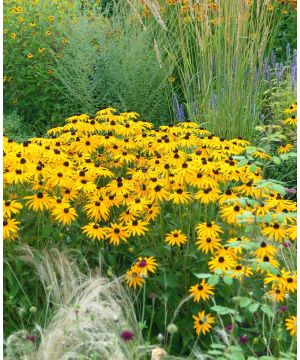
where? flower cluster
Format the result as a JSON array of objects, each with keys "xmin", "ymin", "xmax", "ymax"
[{"xmin": 3, "ymin": 107, "xmax": 297, "ymax": 337}]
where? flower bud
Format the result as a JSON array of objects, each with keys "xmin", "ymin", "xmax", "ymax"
[{"xmin": 167, "ymin": 323, "xmax": 178, "ymax": 334}]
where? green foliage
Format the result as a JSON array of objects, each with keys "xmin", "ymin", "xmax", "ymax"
[
  {"xmin": 4, "ymin": 111, "xmax": 36, "ymax": 141},
  {"xmin": 94, "ymin": 2, "xmax": 172, "ymax": 124}
]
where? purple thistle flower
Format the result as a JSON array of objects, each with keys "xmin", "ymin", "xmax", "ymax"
[
  {"xmin": 25, "ymin": 335, "xmax": 37, "ymax": 343},
  {"xmin": 279, "ymin": 305, "xmax": 288, "ymax": 312},
  {"xmin": 225, "ymin": 324, "xmax": 233, "ymax": 331},
  {"xmin": 239, "ymin": 335, "xmax": 249, "ymax": 344},
  {"xmin": 120, "ymin": 330, "xmax": 134, "ymax": 342}
]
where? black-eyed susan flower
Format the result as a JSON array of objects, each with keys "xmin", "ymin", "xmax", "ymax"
[
  {"xmin": 52, "ymin": 206, "xmax": 77, "ymax": 225},
  {"xmin": 284, "ymin": 103, "xmax": 297, "ymax": 114},
  {"xmin": 283, "ymin": 115, "xmax": 297, "ymax": 126},
  {"xmin": 189, "ymin": 280, "xmax": 214, "ymax": 302},
  {"xmin": 282, "ymin": 270, "xmax": 297, "ymax": 293},
  {"xmin": 268, "ymin": 286, "xmax": 286, "ymax": 302},
  {"xmin": 3, "ymin": 218, "xmax": 20, "ymax": 240},
  {"xmin": 220, "ymin": 203, "xmax": 245, "ymax": 225},
  {"xmin": 132, "ymin": 256, "xmax": 157, "ymax": 276},
  {"xmin": 192, "ymin": 311, "xmax": 215, "ymax": 335},
  {"xmin": 104, "ymin": 223, "xmax": 129, "ymax": 245},
  {"xmin": 194, "ymin": 186, "xmax": 220, "ymax": 204},
  {"xmin": 285, "ymin": 316, "xmax": 297, "ymax": 336},
  {"xmin": 83, "ymin": 200, "xmax": 110, "ymax": 222},
  {"xmin": 262, "ymin": 222, "xmax": 286, "ymax": 242},
  {"xmin": 196, "ymin": 222, "xmax": 223, "ymax": 239},
  {"xmin": 82, "ymin": 223, "xmax": 106, "ymax": 241},
  {"xmin": 231, "ymin": 264, "xmax": 253, "ymax": 279},
  {"xmin": 3, "ymin": 199, "xmax": 23, "ymax": 218},
  {"xmin": 254, "ymin": 241, "xmax": 277, "ymax": 258},
  {"xmin": 168, "ymin": 188, "xmax": 193, "ymax": 205},
  {"xmin": 195, "ymin": 236, "xmax": 222, "ymax": 254},
  {"xmin": 278, "ymin": 144, "xmax": 293, "ymax": 154},
  {"xmin": 125, "ymin": 219, "xmax": 149, "ymax": 236},
  {"xmin": 24, "ymin": 192, "xmax": 51, "ymax": 212},
  {"xmin": 257, "ymin": 255, "xmax": 279, "ymax": 272},
  {"xmin": 208, "ymin": 254, "xmax": 236, "ymax": 272},
  {"xmin": 165, "ymin": 230, "xmax": 187, "ymax": 246},
  {"xmin": 125, "ymin": 270, "xmax": 144, "ymax": 289}
]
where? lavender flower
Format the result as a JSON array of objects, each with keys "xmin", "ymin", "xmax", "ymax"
[
  {"xmin": 286, "ymin": 43, "xmax": 291, "ymax": 61},
  {"xmin": 173, "ymin": 95, "xmax": 185, "ymax": 122}
]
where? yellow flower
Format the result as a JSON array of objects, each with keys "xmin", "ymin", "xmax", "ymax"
[
  {"xmin": 131, "ymin": 256, "xmax": 158, "ymax": 276},
  {"xmin": 10, "ymin": 33, "xmax": 16, "ymax": 39},
  {"xmin": 189, "ymin": 280, "xmax": 214, "ymax": 302},
  {"xmin": 52, "ymin": 206, "xmax": 78, "ymax": 225},
  {"xmin": 196, "ymin": 236, "xmax": 222, "ymax": 254},
  {"xmin": 192, "ymin": 311, "xmax": 215, "ymax": 335},
  {"xmin": 38, "ymin": 47, "xmax": 45, "ymax": 53},
  {"xmin": 168, "ymin": 75, "xmax": 176, "ymax": 83},
  {"xmin": 56, "ymin": 53, "xmax": 62, "ymax": 59},
  {"xmin": 285, "ymin": 316, "xmax": 297, "ymax": 336},
  {"xmin": 278, "ymin": 144, "xmax": 293, "ymax": 154},
  {"xmin": 165, "ymin": 230, "xmax": 187, "ymax": 246},
  {"xmin": 3, "ymin": 218, "xmax": 20, "ymax": 241},
  {"xmin": 27, "ymin": 53, "xmax": 34, "ymax": 59},
  {"xmin": 45, "ymin": 30, "xmax": 51, "ymax": 36},
  {"xmin": 82, "ymin": 223, "xmax": 106, "ymax": 241},
  {"xmin": 125, "ymin": 269, "xmax": 144, "ymax": 289},
  {"xmin": 48, "ymin": 15, "xmax": 55, "ymax": 22}
]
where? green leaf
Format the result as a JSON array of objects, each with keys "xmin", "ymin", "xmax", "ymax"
[
  {"xmin": 239, "ymin": 297, "xmax": 251, "ymax": 308},
  {"xmin": 208, "ymin": 350, "xmax": 223, "ymax": 356},
  {"xmin": 237, "ymin": 159, "xmax": 248, "ymax": 167},
  {"xmin": 223, "ymin": 276, "xmax": 233, "ymax": 286},
  {"xmin": 279, "ymin": 154, "xmax": 289, "ymax": 161},
  {"xmin": 272, "ymin": 157, "xmax": 281, "ymax": 165},
  {"xmin": 246, "ymin": 146, "xmax": 256, "ymax": 154},
  {"xmin": 261, "ymin": 304, "xmax": 274, "ymax": 318},
  {"xmin": 249, "ymin": 164, "xmax": 256, "ymax": 173},
  {"xmin": 208, "ymin": 275, "xmax": 219, "ymax": 286},
  {"xmin": 193, "ymin": 273, "xmax": 211, "ymax": 279},
  {"xmin": 211, "ymin": 343, "xmax": 226, "ymax": 349},
  {"xmin": 248, "ymin": 303, "xmax": 260, "ymax": 313},
  {"xmin": 211, "ymin": 305, "xmax": 235, "ymax": 315}
]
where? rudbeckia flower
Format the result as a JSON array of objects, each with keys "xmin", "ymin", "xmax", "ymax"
[
  {"xmin": 3, "ymin": 218, "xmax": 20, "ymax": 240},
  {"xmin": 285, "ymin": 316, "xmax": 297, "ymax": 336},
  {"xmin": 192, "ymin": 311, "xmax": 215, "ymax": 335},
  {"xmin": 82, "ymin": 223, "xmax": 106, "ymax": 241},
  {"xmin": 195, "ymin": 236, "xmax": 222, "ymax": 254},
  {"xmin": 165, "ymin": 230, "xmax": 187, "ymax": 246},
  {"xmin": 104, "ymin": 223, "xmax": 129, "ymax": 245},
  {"xmin": 189, "ymin": 280, "xmax": 214, "ymax": 302},
  {"xmin": 3, "ymin": 199, "xmax": 23, "ymax": 218},
  {"xmin": 52, "ymin": 206, "xmax": 78, "ymax": 225},
  {"xmin": 24, "ymin": 192, "xmax": 51, "ymax": 212}
]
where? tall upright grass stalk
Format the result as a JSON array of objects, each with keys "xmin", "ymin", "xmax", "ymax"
[{"xmin": 143, "ymin": 0, "xmax": 279, "ymax": 138}]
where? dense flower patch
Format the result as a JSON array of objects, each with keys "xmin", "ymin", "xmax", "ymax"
[{"xmin": 3, "ymin": 108, "xmax": 296, "ymax": 350}]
